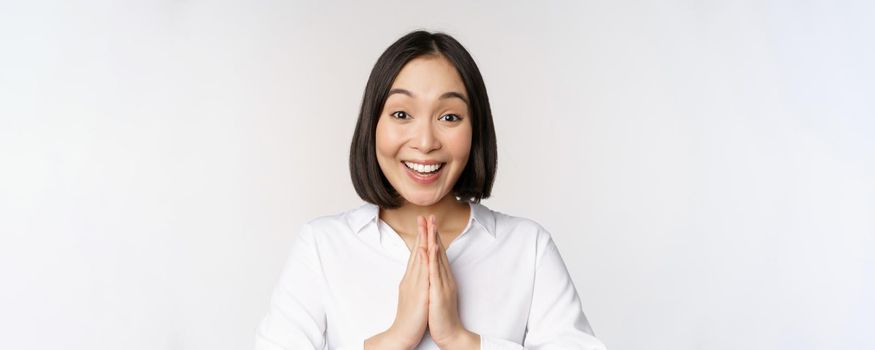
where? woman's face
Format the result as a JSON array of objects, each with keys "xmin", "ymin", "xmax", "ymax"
[{"xmin": 375, "ymin": 54, "xmax": 473, "ymax": 207}]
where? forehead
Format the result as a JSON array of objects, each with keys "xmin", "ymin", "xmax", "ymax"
[{"xmin": 389, "ymin": 55, "xmax": 467, "ymax": 99}]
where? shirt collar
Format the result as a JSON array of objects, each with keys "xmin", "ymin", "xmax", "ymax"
[{"xmin": 347, "ymin": 201, "xmax": 497, "ymax": 239}]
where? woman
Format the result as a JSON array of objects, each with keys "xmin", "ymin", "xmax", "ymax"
[{"xmin": 255, "ymin": 30, "xmax": 607, "ymax": 350}]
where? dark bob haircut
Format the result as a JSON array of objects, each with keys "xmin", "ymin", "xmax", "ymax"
[{"xmin": 349, "ymin": 30, "xmax": 497, "ymax": 209}]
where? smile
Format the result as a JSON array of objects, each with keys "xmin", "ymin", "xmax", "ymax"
[
  {"xmin": 401, "ymin": 161, "xmax": 445, "ymax": 184},
  {"xmin": 403, "ymin": 161, "xmax": 445, "ymax": 173}
]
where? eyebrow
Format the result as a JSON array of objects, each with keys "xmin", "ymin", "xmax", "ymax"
[{"xmin": 387, "ymin": 88, "xmax": 469, "ymax": 105}]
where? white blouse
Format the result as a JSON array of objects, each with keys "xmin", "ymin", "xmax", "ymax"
[{"xmin": 254, "ymin": 201, "xmax": 606, "ymax": 350}]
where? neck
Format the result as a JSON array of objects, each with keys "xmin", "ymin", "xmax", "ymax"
[{"xmin": 379, "ymin": 194, "xmax": 470, "ymax": 239}]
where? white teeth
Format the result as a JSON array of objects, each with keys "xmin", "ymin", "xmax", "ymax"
[{"xmin": 404, "ymin": 161, "xmax": 443, "ymax": 173}]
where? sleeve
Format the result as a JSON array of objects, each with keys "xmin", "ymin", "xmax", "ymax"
[
  {"xmin": 479, "ymin": 233, "xmax": 607, "ymax": 350},
  {"xmin": 255, "ymin": 223, "xmax": 330, "ymax": 350}
]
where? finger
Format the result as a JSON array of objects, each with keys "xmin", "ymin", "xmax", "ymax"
[
  {"xmin": 437, "ymin": 234, "xmax": 450, "ymax": 271},
  {"xmin": 434, "ymin": 235, "xmax": 452, "ymax": 284},
  {"xmin": 431, "ymin": 216, "xmax": 442, "ymax": 271},
  {"xmin": 411, "ymin": 240, "xmax": 420, "ymax": 266},
  {"xmin": 406, "ymin": 232, "xmax": 418, "ymax": 272},
  {"xmin": 429, "ymin": 237, "xmax": 438, "ymax": 283},
  {"xmin": 432, "ymin": 216, "xmax": 444, "ymax": 255},
  {"xmin": 427, "ymin": 214, "xmax": 436, "ymax": 252},
  {"xmin": 432, "ymin": 237, "xmax": 446, "ymax": 288},
  {"xmin": 417, "ymin": 218, "xmax": 430, "ymax": 280},
  {"xmin": 435, "ymin": 229, "xmax": 445, "ymax": 254},
  {"xmin": 437, "ymin": 240, "xmax": 449, "ymax": 282},
  {"xmin": 435, "ymin": 222, "xmax": 445, "ymax": 250},
  {"xmin": 430, "ymin": 217, "xmax": 449, "ymax": 270},
  {"xmin": 418, "ymin": 216, "xmax": 428, "ymax": 250},
  {"xmin": 416, "ymin": 215, "xmax": 423, "ymax": 244},
  {"xmin": 407, "ymin": 218, "xmax": 423, "ymax": 262},
  {"xmin": 416, "ymin": 217, "xmax": 428, "ymax": 277},
  {"xmin": 429, "ymin": 216, "xmax": 448, "ymax": 284},
  {"xmin": 428, "ymin": 216, "xmax": 440, "ymax": 284},
  {"xmin": 417, "ymin": 247, "xmax": 429, "ymax": 283}
]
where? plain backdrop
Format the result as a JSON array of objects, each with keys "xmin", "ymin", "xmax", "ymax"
[{"xmin": 1, "ymin": 1, "xmax": 873, "ymax": 349}]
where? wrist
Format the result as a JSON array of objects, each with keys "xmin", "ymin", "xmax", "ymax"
[
  {"xmin": 436, "ymin": 329, "xmax": 480, "ymax": 350},
  {"xmin": 364, "ymin": 328, "xmax": 417, "ymax": 350}
]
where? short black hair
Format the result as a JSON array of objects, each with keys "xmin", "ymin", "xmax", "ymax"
[{"xmin": 349, "ymin": 30, "xmax": 497, "ymax": 209}]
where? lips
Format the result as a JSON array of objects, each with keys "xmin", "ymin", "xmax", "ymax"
[
  {"xmin": 403, "ymin": 159, "xmax": 443, "ymax": 165},
  {"xmin": 402, "ymin": 161, "xmax": 445, "ymax": 173},
  {"xmin": 402, "ymin": 161, "xmax": 444, "ymax": 185}
]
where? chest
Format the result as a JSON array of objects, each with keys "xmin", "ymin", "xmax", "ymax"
[
  {"xmin": 315, "ymin": 232, "xmax": 538, "ymax": 347},
  {"xmin": 399, "ymin": 231, "xmax": 465, "ymax": 252}
]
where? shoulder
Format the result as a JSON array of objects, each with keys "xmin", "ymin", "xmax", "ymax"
[
  {"xmin": 479, "ymin": 204, "xmax": 561, "ymax": 269},
  {"xmin": 297, "ymin": 202, "xmax": 377, "ymax": 238},
  {"xmin": 479, "ymin": 203, "xmax": 555, "ymax": 245}
]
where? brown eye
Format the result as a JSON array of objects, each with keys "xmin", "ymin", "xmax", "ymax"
[
  {"xmin": 391, "ymin": 111, "xmax": 410, "ymax": 119},
  {"xmin": 440, "ymin": 114, "xmax": 461, "ymax": 122}
]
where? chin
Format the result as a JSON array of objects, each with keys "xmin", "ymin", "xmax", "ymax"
[
  {"xmin": 404, "ymin": 198, "xmax": 439, "ymax": 207},
  {"xmin": 402, "ymin": 191, "xmax": 446, "ymax": 207}
]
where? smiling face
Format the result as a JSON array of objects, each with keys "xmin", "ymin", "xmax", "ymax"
[{"xmin": 375, "ymin": 54, "xmax": 473, "ymax": 207}]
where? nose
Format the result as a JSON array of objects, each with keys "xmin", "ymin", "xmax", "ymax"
[{"xmin": 411, "ymin": 117, "xmax": 441, "ymax": 153}]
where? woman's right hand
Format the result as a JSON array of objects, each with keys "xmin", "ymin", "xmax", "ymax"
[{"xmin": 365, "ymin": 216, "xmax": 430, "ymax": 350}]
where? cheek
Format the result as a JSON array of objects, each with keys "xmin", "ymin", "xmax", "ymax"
[
  {"xmin": 447, "ymin": 127, "xmax": 473, "ymax": 164},
  {"xmin": 375, "ymin": 119, "xmax": 401, "ymax": 161}
]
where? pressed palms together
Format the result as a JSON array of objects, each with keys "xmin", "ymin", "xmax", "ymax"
[{"xmin": 365, "ymin": 215, "xmax": 479, "ymax": 350}]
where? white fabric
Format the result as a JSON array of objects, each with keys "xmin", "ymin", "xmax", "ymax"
[{"xmin": 255, "ymin": 201, "xmax": 607, "ymax": 350}]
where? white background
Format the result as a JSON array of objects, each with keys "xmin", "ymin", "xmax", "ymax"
[{"xmin": 1, "ymin": 1, "xmax": 873, "ymax": 349}]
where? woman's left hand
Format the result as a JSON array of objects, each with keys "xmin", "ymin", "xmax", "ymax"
[{"xmin": 425, "ymin": 215, "xmax": 480, "ymax": 350}]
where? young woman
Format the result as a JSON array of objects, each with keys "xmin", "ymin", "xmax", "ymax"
[{"xmin": 255, "ymin": 30, "xmax": 606, "ymax": 350}]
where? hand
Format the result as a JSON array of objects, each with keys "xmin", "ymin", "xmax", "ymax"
[
  {"xmin": 425, "ymin": 215, "xmax": 480, "ymax": 349},
  {"xmin": 366, "ymin": 216, "xmax": 430, "ymax": 350}
]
